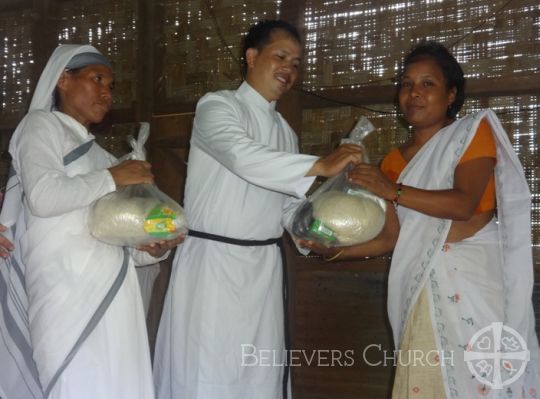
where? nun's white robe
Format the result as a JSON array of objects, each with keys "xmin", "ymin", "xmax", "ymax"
[
  {"xmin": 14, "ymin": 110, "xmax": 157, "ymax": 399},
  {"xmin": 0, "ymin": 45, "xmax": 159, "ymax": 399},
  {"xmin": 153, "ymin": 82, "xmax": 317, "ymax": 399}
]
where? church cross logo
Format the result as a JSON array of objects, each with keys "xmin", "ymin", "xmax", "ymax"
[{"xmin": 464, "ymin": 322, "xmax": 530, "ymax": 389}]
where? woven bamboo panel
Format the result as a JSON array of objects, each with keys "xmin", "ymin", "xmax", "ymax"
[
  {"xmin": 53, "ymin": 0, "xmax": 139, "ymax": 109},
  {"xmin": 283, "ymin": 238, "xmax": 394, "ymax": 399},
  {"xmin": 292, "ymin": 269, "xmax": 393, "ymax": 398},
  {"xmin": 149, "ymin": 113, "xmax": 194, "ymax": 204},
  {"xmin": 94, "ymin": 122, "xmax": 140, "ymax": 158},
  {"xmin": 303, "ymin": 0, "xmax": 540, "ymax": 90},
  {"xmin": 157, "ymin": 0, "xmax": 281, "ymax": 102},
  {"xmin": 301, "ymin": 105, "xmax": 409, "ymax": 166},
  {"xmin": 0, "ymin": 7, "xmax": 34, "ymax": 191},
  {"xmin": 0, "ymin": 8, "xmax": 34, "ymax": 121},
  {"xmin": 466, "ymin": 95, "xmax": 540, "ymax": 246},
  {"xmin": 301, "ymin": 0, "xmax": 539, "ymax": 246}
]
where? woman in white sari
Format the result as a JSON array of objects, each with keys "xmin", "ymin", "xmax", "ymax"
[
  {"xmin": 0, "ymin": 44, "xmax": 181, "ymax": 399},
  {"xmin": 302, "ymin": 41, "xmax": 540, "ymax": 398}
]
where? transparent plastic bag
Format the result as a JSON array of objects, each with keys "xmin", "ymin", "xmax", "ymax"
[
  {"xmin": 339, "ymin": 116, "xmax": 374, "ymax": 163},
  {"xmin": 116, "ymin": 122, "xmax": 149, "ymax": 163},
  {"xmin": 292, "ymin": 117, "xmax": 386, "ymax": 247},
  {"xmin": 89, "ymin": 183, "xmax": 187, "ymax": 246},
  {"xmin": 89, "ymin": 123, "xmax": 188, "ymax": 247}
]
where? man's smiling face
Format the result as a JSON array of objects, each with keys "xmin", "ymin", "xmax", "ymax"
[{"xmin": 245, "ymin": 29, "xmax": 302, "ymax": 102}]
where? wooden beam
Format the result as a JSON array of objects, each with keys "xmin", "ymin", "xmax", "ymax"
[
  {"xmin": 296, "ymin": 85, "xmax": 397, "ymax": 108},
  {"xmin": 277, "ymin": 89, "xmax": 303, "ymax": 136},
  {"xmin": 294, "ymin": 75, "xmax": 540, "ymax": 109},
  {"xmin": 466, "ymin": 75, "xmax": 540, "ymax": 98},
  {"xmin": 153, "ymin": 102, "xmax": 197, "ymax": 117},
  {"xmin": 103, "ymin": 75, "xmax": 540, "ymax": 125},
  {"xmin": 0, "ymin": 115, "xmax": 22, "ymax": 131},
  {"xmin": 0, "ymin": 0, "xmax": 32, "ymax": 12},
  {"xmin": 135, "ymin": 0, "xmax": 156, "ymax": 122},
  {"xmin": 0, "ymin": 104, "xmax": 193, "ymax": 132},
  {"xmin": 535, "ymin": 247, "xmax": 540, "ymax": 274},
  {"xmin": 279, "ymin": 0, "xmax": 305, "ymax": 28},
  {"xmin": 277, "ymin": 0, "xmax": 306, "ymax": 134},
  {"xmin": 31, "ymin": 0, "xmax": 57, "ymax": 84}
]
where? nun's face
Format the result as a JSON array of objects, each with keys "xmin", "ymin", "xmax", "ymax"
[{"xmin": 56, "ymin": 64, "xmax": 114, "ymax": 128}]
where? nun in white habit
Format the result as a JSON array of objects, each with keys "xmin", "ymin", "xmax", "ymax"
[{"xmin": 0, "ymin": 44, "xmax": 179, "ymax": 399}]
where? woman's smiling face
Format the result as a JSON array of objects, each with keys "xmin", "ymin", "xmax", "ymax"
[{"xmin": 399, "ymin": 57, "xmax": 456, "ymax": 135}]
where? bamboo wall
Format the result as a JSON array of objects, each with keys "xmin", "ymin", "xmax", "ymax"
[{"xmin": 0, "ymin": 1, "xmax": 539, "ymax": 397}]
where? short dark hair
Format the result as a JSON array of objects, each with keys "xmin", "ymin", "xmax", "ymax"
[
  {"xmin": 241, "ymin": 19, "xmax": 302, "ymax": 76},
  {"xmin": 398, "ymin": 41, "xmax": 466, "ymax": 118}
]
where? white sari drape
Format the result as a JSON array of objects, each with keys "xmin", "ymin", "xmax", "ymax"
[
  {"xmin": 0, "ymin": 44, "xmax": 156, "ymax": 399},
  {"xmin": 389, "ymin": 109, "xmax": 540, "ymax": 397}
]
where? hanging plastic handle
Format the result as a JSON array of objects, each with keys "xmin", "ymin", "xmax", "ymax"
[{"xmin": 116, "ymin": 122, "xmax": 150, "ymax": 162}]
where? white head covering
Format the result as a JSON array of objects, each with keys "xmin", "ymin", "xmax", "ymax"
[
  {"xmin": 29, "ymin": 44, "xmax": 108, "ymax": 112},
  {"xmin": 0, "ymin": 45, "xmax": 108, "ymax": 228},
  {"xmin": 0, "ymin": 45, "xmax": 112, "ymax": 399}
]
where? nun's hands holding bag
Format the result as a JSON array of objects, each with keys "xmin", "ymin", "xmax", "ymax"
[
  {"xmin": 89, "ymin": 123, "xmax": 188, "ymax": 248},
  {"xmin": 136, "ymin": 233, "xmax": 186, "ymax": 258},
  {"xmin": 108, "ymin": 160, "xmax": 154, "ymax": 186},
  {"xmin": 0, "ymin": 224, "xmax": 14, "ymax": 258}
]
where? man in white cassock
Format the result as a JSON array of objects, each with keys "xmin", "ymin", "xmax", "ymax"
[{"xmin": 153, "ymin": 20, "xmax": 363, "ymax": 399}]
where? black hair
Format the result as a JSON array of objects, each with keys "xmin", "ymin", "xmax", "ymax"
[
  {"xmin": 398, "ymin": 41, "xmax": 465, "ymax": 118},
  {"xmin": 241, "ymin": 19, "xmax": 302, "ymax": 76}
]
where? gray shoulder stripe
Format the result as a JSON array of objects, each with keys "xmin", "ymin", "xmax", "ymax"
[
  {"xmin": 8, "ymin": 286, "xmax": 28, "ymax": 326},
  {"xmin": 63, "ymin": 140, "xmax": 94, "ymax": 166},
  {"xmin": 0, "ymin": 332, "xmax": 41, "ymax": 398},
  {"xmin": 0, "ymin": 269, "xmax": 43, "ymax": 395},
  {"xmin": 4, "ymin": 140, "xmax": 94, "ymax": 194},
  {"xmin": 7, "ymin": 252, "xmax": 25, "ymax": 290},
  {"xmin": 44, "ymin": 247, "xmax": 129, "ymax": 397},
  {"xmin": 6, "ymin": 261, "xmax": 27, "ymax": 325}
]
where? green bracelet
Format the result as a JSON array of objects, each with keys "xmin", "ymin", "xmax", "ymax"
[{"xmin": 393, "ymin": 183, "xmax": 403, "ymax": 204}]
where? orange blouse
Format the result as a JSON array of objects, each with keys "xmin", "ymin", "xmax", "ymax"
[{"xmin": 380, "ymin": 119, "xmax": 496, "ymax": 214}]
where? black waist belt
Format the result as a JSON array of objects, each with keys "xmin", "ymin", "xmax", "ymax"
[{"xmin": 188, "ymin": 229, "xmax": 281, "ymax": 246}]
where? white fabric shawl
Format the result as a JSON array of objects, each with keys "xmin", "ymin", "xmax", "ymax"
[
  {"xmin": 389, "ymin": 109, "xmax": 540, "ymax": 397},
  {"xmin": 0, "ymin": 44, "xmax": 99, "ymax": 229}
]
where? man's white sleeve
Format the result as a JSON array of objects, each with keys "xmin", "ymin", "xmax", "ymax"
[{"xmin": 191, "ymin": 95, "xmax": 317, "ymax": 198}]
